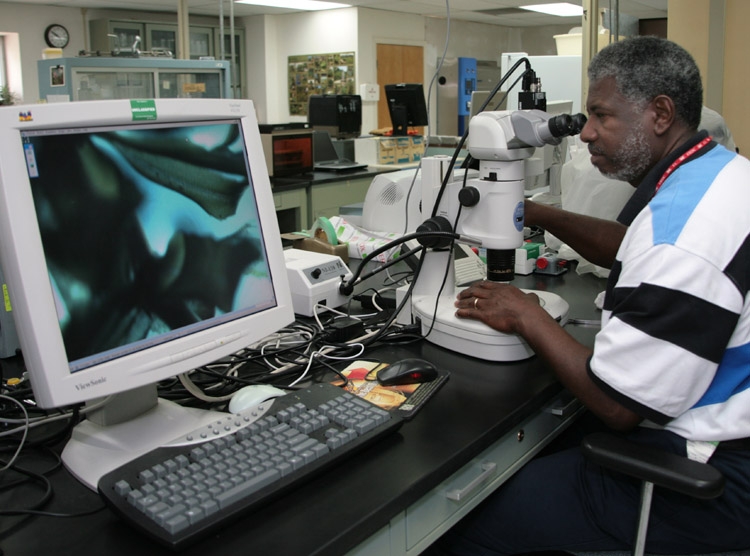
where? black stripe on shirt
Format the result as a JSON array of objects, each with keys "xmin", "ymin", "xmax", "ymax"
[
  {"xmin": 586, "ymin": 355, "xmax": 672, "ymax": 425},
  {"xmin": 724, "ymin": 233, "xmax": 750, "ymax": 297},
  {"xmin": 610, "ymin": 282, "xmax": 738, "ymax": 363},
  {"xmin": 602, "ymin": 260, "xmax": 622, "ymax": 313}
]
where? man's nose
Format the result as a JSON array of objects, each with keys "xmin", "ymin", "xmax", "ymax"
[{"xmin": 578, "ymin": 118, "xmax": 595, "ymax": 143}]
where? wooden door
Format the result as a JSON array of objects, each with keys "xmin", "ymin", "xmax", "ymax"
[{"xmin": 376, "ymin": 43, "xmax": 424, "ymax": 132}]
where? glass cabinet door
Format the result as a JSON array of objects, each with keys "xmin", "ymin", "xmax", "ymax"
[
  {"xmin": 145, "ymin": 24, "xmax": 214, "ymax": 59},
  {"xmin": 157, "ymin": 71, "xmax": 222, "ymax": 99},
  {"xmin": 189, "ymin": 27, "xmax": 213, "ymax": 59},
  {"xmin": 109, "ymin": 22, "xmax": 145, "ymax": 53},
  {"xmin": 216, "ymin": 29, "xmax": 244, "ymax": 98},
  {"xmin": 146, "ymin": 24, "xmax": 176, "ymax": 56},
  {"xmin": 72, "ymin": 70, "xmax": 155, "ymax": 101}
]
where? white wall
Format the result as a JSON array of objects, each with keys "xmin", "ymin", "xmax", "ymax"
[
  {"xmin": 0, "ymin": 1, "xmax": 88, "ymax": 102},
  {"xmin": 241, "ymin": 14, "xmax": 268, "ymax": 123},
  {"xmin": 255, "ymin": 8, "xmax": 359, "ymax": 125}
]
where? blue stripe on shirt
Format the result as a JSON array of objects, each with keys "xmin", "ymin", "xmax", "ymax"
[
  {"xmin": 651, "ymin": 147, "xmax": 736, "ymax": 246},
  {"xmin": 693, "ymin": 341, "xmax": 750, "ymax": 408}
]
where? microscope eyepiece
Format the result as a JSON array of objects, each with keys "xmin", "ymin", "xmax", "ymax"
[
  {"xmin": 546, "ymin": 113, "xmax": 588, "ymax": 138},
  {"xmin": 570, "ymin": 113, "xmax": 587, "ymax": 134},
  {"xmin": 547, "ymin": 114, "xmax": 573, "ymax": 138}
]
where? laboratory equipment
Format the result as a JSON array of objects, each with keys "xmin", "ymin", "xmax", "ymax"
[
  {"xmin": 362, "ymin": 167, "xmax": 479, "ymax": 234},
  {"xmin": 499, "ymin": 53, "xmax": 582, "ymax": 113},
  {"xmin": 284, "ymin": 248, "xmax": 353, "ymax": 316},
  {"xmin": 437, "ymin": 57, "xmax": 493, "ymax": 136},
  {"xmin": 259, "ymin": 123, "xmax": 314, "ymax": 178},
  {"xmin": 0, "ymin": 98, "xmax": 295, "ymax": 490},
  {"xmin": 409, "ymin": 109, "xmax": 586, "ymax": 361}
]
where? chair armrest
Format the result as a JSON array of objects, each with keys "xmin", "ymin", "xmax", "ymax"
[{"xmin": 581, "ymin": 432, "xmax": 725, "ymax": 500}]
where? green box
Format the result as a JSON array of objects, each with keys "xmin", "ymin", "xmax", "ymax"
[{"xmin": 521, "ymin": 242, "xmax": 542, "ymax": 259}]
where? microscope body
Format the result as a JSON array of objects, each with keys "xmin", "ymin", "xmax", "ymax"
[{"xmin": 410, "ymin": 109, "xmax": 581, "ymax": 361}]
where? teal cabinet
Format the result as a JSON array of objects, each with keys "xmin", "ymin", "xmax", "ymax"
[{"xmin": 37, "ymin": 57, "xmax": 231, "ymax": 102}]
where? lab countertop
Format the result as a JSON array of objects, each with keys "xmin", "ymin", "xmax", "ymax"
[{"xmin": 0, "ymin": 264, "xmax": 605, "ymax": 556}]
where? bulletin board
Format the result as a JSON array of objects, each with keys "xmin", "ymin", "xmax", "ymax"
[{"xmin": 288, "ymin": 51, "xmax": 356, "ymax": 116}]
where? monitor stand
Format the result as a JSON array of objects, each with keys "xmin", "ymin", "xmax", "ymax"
[
  {"xmin": 390, "ymin": 105, "xmax": 408, "ymax": 136},
  {"xmin": 61, "ymin": 383, "xmax": 227, "ymax": 491}
]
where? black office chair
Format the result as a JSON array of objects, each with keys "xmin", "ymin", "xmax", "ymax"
[{"xmin": 578, "ymin": 432, "xmax": 732, "ymax": 556}]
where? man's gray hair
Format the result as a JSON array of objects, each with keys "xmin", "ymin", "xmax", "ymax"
[{"xmin": 588, "ymin": 36, "xmax": 703, "ymax": 130}]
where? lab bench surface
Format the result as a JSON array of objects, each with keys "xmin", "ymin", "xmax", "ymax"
[{"xmin": 0, "ymin": 267, "xmax": 605, "ymax": 556}]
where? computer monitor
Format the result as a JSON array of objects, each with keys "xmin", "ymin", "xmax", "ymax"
[
  {"xmin": 385, "ymin": 83, "xmax": 429, "ymax": 136},
  {"xmin": 307, "ymin": 94, "xmax": 362, "ymax": 139},
  {"xmin": 0, "ymin": 98, "xmax": 295, "ymax": 489}
]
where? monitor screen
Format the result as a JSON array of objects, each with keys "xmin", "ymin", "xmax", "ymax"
[
  {"xmin": 0, "ymin": 99, "xmax": 294, "ymax": 488},
  {"xmin": 384, "ymin": 83, "xmax": 429, "ymax": 136},
  {"xmin": 307, "ymin": 94, "xmax": 362, "ymax": 139}
]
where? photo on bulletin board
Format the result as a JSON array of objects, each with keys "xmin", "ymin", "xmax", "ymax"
[
  {"xmin": 50, "ymin": 65, "xmax": 65, "ymax": 87},
  {"xmin": 287, "ymin": 51, "xmax": 356, "ymax": 116}
]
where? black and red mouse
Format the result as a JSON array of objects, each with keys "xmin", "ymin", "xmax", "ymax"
[{"xmin": 377, "ymin": 358, "xmax": 438, "ymax": 386}]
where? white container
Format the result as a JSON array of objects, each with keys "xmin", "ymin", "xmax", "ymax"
[
  {"xmin": 554, "ymin": 33, "xmax": 582, "ymax": 55},
  {"xmin": 554, "ymin": 31, "xmax": 625, "ymax": 56},
  {"xmin": 42, "ymin": 48, "xmax": 63, "ymax": 59}
]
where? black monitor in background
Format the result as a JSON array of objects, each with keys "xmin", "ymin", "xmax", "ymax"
[
  {"xmin": 307, "ymin": 94, "xmax": 362, "ymax": 139},
  {"xmin": 385, "ymin": 83, "xmax": 429, "ymax": 136}
]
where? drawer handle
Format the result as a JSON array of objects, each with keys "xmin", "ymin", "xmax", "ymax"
[{"xmin": 446, "ymin": 462, "xmax": 497, "ymax": 502}]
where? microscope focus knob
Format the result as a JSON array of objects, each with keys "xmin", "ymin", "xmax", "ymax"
[{"xmin": 458, "ymin": 186, "xmax": 481, "ymax": 207}]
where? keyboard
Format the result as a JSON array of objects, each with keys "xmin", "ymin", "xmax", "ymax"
[{"xmin": 98, "ymin": 383, "xmax": 403, "ymax": 549}]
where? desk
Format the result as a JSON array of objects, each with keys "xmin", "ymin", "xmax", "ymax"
[{"xmin": 0, "ymin": 267, "xmax": 605, "ymax": 556}]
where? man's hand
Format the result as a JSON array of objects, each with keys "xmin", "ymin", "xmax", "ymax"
[
  {"xmin": 454, "ymin": 280, "xmax": 546, "ymax": 335},
  {"xmin": 455, "ymin": 279, "xmax": 641, "ymax": 431}
]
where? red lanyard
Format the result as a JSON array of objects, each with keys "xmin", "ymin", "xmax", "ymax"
[{"xmin": 653, "ymin": 136, "xmax": 712, "ymax": 197}]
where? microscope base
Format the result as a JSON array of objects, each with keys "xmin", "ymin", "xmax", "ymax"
[{"xmin": 411, "ymin": 290, "xmax": 569, "ymax": 362}]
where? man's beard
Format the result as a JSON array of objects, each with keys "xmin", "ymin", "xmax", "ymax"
[{"xmin": 596, "ymin": 122, "xmax": 652, "ymax": 183}]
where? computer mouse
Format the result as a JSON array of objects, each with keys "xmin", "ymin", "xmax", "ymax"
[
  {"xmin": 377, "ymin": 358, "xmax": 438, "ymax": 386},
  {"xmin": 228, "ymin": 384, "xmax": 286, "ymax": 413}
]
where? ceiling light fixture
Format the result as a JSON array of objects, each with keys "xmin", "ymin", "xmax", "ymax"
[
  {"xmin": 520, "ymin": 3, "xmax": 584, "ymax": 17},
  {"xmin": 235, "ymin": 0, "xmax": 351, "ymax": 10}
]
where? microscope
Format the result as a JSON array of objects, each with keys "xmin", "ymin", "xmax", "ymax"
[{"xmin": 409, "ymin": 109, "xmax": 586, "ymax": 361}]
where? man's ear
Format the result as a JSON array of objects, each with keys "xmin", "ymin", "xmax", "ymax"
[{"xmin": 651, "ymin": 95, "xmax": 676, "ymax": 136}]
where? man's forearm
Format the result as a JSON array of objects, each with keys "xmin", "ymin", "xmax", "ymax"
[{"xmin": 525, "ymin": 200, "xmax": 626, "ymax": 268}]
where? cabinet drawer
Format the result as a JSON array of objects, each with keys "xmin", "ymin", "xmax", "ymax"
[{"xmin": 404, "ymin": 401, "xmax": 582, "ymax": 551}]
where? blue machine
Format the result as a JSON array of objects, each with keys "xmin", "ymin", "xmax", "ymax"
[{"xmin": 457, "ymin": 57, "xmax": 477, "ymax": 135}]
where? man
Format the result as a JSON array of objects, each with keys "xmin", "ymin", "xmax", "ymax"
[
  {"xmin": 544, "ymin": 106, "xmax": 737, "ymax": 279},
  {"xmin": 437, "ymin": 36, "xmax": 750, "ymax": 554}
]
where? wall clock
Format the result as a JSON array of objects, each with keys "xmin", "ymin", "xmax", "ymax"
[{"xmin": 44, "ymin": 24, "xmax": 70, "ymax": 48}]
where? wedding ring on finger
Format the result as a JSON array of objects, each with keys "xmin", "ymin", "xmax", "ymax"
[{"xmin": 474, "ymin": 297, "xmax": 479, "ymax": 309}]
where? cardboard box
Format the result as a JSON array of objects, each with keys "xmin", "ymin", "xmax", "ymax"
[{"xmin": 354, "ymin": 135, "xmax": 424, "ymax": 166}]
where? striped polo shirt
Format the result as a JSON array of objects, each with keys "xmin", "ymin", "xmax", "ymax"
[{"xmin": 588, "ymin": 136, "xmax": 750, "ymax": 441}]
